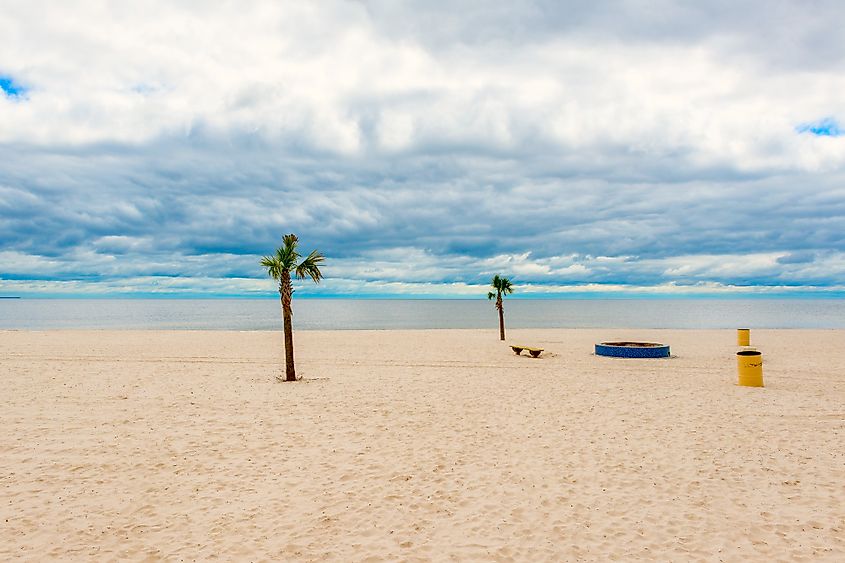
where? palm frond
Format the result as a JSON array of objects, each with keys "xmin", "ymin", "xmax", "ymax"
[
  {"xmin": 487, "ymin": 291, "xmax": 495, "ymax": 300},
  {"xmin": 295, "ymin": 249, "xmax": 325, "ymax": 283},
  {"xmin": 501, "ymin": 277, "xmax": 514, "ymax": 294},
  {"xmin": 259, "ymin": 255, "xmax": 275, "ymax": 268},
  {"xmin": 260, "ymin": 255, "xmax": 284, "ymax": 281},
  {"xmin": 488, "ymin": 274, "xmax": 514, "ymax": 296},
  {"xmin": 282, "ymin": 233, "xmax": 299, "ymax": 249},
  {"xmin": 277, "ymin": 233, "xmax": 301, "ymax": 268}
]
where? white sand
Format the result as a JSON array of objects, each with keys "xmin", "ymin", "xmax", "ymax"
[{"xmin": 1, "ymin": 328, "xmax": 843, "ymax": 561}]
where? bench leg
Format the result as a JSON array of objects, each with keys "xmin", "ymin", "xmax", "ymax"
[
  {"xmin": 512, "ymin": 347, "xmax": 523, "ymax": 355},
  {"xmin": 529, "ymin": 350, "xmax": 541, "ymax": 358}
]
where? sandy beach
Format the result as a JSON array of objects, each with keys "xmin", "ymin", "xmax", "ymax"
[{"xmin": 1, "ymin": 328, "xmax": 843, "ymax": 561}]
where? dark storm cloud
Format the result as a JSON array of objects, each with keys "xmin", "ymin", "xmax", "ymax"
[
  {"xmin": 777, "ymin": 252, "xmax": 816, "ymax": 265},
  {"xmin": 3, "ymin": 132, "xmax": 845, "ymax": 294}
]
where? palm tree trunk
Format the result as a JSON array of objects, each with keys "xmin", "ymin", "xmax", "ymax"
[
  {"xmin": 283, "ymin": 308, "xmax": 295, "ymax": 381},
  {"xmin": 280, "ymin": 272, "xmax": 296, "ymax": 381},
  {"xmin": 497, "ymin": 293, "xmax": 505, "ymax": 341}
]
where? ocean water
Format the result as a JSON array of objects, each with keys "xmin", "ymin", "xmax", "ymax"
[{"xmin": 0, "ymin": 298, "xmax": 843, "ymax": 330}]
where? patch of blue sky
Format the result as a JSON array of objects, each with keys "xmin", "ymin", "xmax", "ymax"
[
  {"xmin": 131, "ymin": 83, "xmax": 170, "ymax": 95},
  {"xmin": 796, "ymin": 117, "xmax": 842, "ymax": 137},
  {"xmin": 131, "ymin": 83, "xmax": 156, "ymax": 94},
  {"xmin": 0, "ymin": 75, "xmax": 27, "ymax": 98}
]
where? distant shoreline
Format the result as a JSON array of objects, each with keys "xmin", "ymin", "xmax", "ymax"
[
  {"xmin": 2, "ymin": 299, "xmax": 844, "ymax": 330},
  {"xmin": 0, "ymin": 296, "xmax": 21, "ymax": 299}
]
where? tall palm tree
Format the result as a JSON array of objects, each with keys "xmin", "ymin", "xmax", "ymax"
[
  {"xmin": 487, "ymin": 274, "xmax": 514, "ymax": 341},
  {"xmin": 260, "ymin": 234, "xmax": 325, "ymax": 381}
]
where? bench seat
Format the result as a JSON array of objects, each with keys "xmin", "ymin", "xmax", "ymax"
[{"xmin": 510, "ymin": 345, "xmax": 544, "ymax": 358}]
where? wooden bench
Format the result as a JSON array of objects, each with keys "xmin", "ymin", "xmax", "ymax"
[{"xmin": 510, "ymin": 345, "xmax": 544, "ymax": 358}]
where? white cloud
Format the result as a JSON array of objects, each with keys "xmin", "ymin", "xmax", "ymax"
[
  {"xmin": 1, "ymin": 1, "xmax": 845, "ymax": 296},
  {"xmin": 2, "ymin": 1, "xmax": 844, "ymax": 170}
]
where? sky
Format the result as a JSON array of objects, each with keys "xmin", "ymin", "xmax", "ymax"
[{"xmin": 1, "ymin": 0, "xmax": 844, "ymax": 298}]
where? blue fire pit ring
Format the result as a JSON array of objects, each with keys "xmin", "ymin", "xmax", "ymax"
[{"xmin": 595, "ymin": 342, "xmax": 670, "ymax": 358}]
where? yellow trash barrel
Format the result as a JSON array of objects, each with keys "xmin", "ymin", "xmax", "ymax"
[
  {"xmin": 737, "ymin": 328, "xmax": 750, "ymax": 347},
  {"xmin": 737, "ymin": 350, "xmax": 763, "ymax": 387}
]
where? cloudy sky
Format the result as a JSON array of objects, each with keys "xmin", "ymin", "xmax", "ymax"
[{"xmin": 1, "ymin": 0, "xmax": 844, "ymax": 298}]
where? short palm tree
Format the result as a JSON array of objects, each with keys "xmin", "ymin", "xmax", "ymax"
[
  {"xmin": 487, "ymin": 274, "xmax": 514, "ymax": 341},
  {"xmin": 260, "ymin": 234, "xmax": 325, "ymax": 381}
]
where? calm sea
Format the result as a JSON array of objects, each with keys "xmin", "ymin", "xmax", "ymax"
[{"xmin": 0, "ymin": 299, "xmax": 843, "ymax": 330}]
